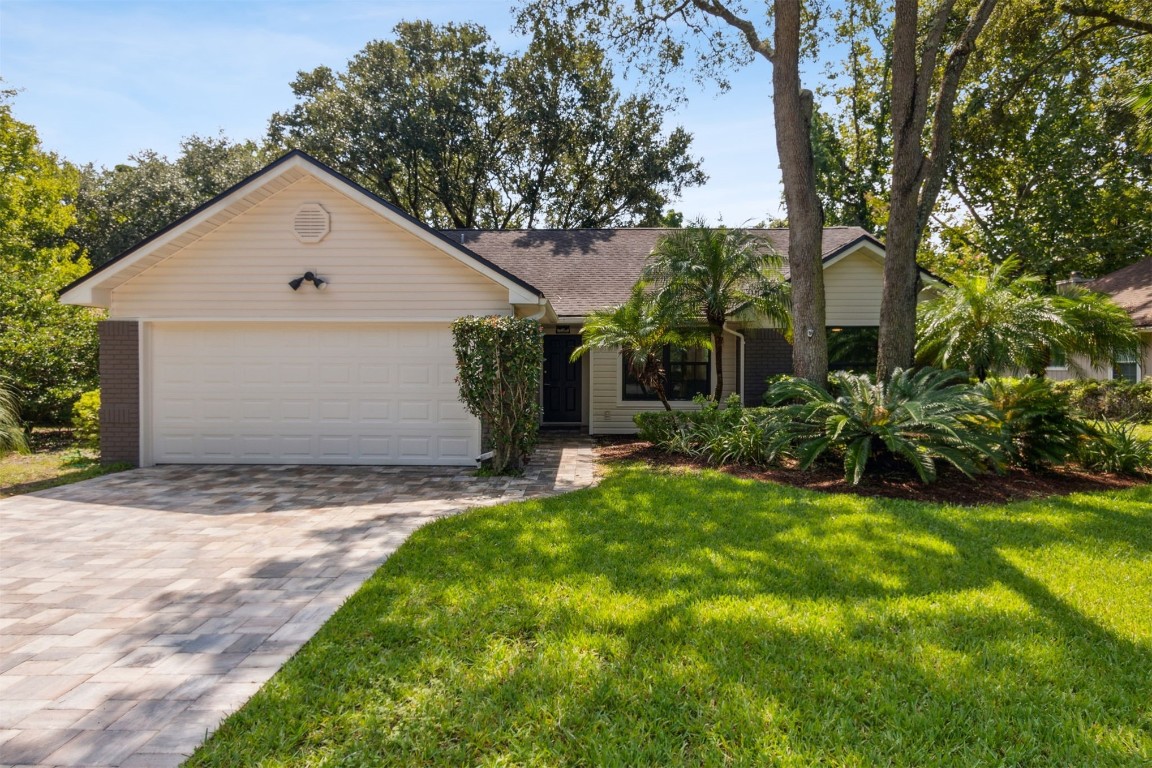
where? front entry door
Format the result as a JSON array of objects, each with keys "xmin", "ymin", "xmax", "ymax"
[{"xmin": 543, "ymin": 334, "xmax": 582, "ymax": 423}]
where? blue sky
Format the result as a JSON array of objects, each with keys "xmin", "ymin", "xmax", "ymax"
[{"xmin": 1, "ymin": 0, "xmax": 786, "ymax": 223}]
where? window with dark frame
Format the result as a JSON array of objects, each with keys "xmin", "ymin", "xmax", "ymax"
[
  {"xmin": 622, "ymin": 346, "xmax": 711, "ymax": 401},
  {"xmin": 827, "ymin": 326, "xmax": 879, "ymax": 374},
  {"xmin": 1113, "ymin": 351, "xmax": 1140, "ymax": 383}
]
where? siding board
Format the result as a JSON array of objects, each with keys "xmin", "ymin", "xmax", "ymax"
[
  {"xmin": 110, "ymin": 177, "xmax": 510, "ymax": 320},
  {"xmin": 824, "ymin": 251, "xmax": 885, "ymax": 326}
]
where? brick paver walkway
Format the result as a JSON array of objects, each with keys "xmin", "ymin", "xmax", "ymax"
[{"xmin": 0, "ymin": 435, "xmax": 597, "ymax": 767}]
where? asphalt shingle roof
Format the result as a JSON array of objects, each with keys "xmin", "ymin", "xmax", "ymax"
[
  {"xmin": 442, "ymin": 227, "xmax": 873, "ymax": 316},
  {"xmin": 1082, "ymin": 257, "xmax": 1152, "ymax": 328}
]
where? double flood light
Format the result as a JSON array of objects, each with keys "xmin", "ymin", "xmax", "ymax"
[{"xmin": 289, "ymin": 271, "xmax": 328, "ymax": 291}]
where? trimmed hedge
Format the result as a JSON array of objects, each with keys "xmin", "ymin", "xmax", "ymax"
[{"xmin": 1053, "ymin": 378, "xmax": 1152, "ymax": 422}]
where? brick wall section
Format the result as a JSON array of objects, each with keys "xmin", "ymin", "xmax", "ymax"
[
  {"xmin": 743, "ymin": 329, "xmax": 793, "ymax": 406},
  {"xmin": 98, "ymin": 321, "xmax": 140, "ymax": 465}
]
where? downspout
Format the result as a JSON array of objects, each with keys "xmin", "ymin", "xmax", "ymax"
[
  {"xmin": 523, "ymin": 300, "xmax": 548, "ymax": 322},
  {"xmin": 728, "ymin": 327, "xmax": 746, "ymax": 406}
]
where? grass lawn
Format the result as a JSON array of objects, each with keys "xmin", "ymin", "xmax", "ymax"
[
  {"xmin": 0, "ymin": 436, "xmax": 129, "ymax": 497},
  {"xmin": 1131, "ymin": 423, "xmax": 1152, "ymax": 441},
  {"xmin": 189, "ymin": 466, "xmax": 1152, "ymax": 767}
]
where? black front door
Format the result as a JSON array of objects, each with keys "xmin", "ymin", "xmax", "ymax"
[{"xmin": 542, "ymin": 334, "xmax": 582, "ymax": 423}]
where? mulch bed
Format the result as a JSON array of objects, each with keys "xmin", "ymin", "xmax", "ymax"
[{"xmin": 596, "ymin": 438, "xmax": 1144, "ymax": 505}]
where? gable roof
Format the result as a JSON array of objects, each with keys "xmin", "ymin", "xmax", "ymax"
[
  {"xmin": 442, "ymin": 227, "xmax": 886, "ymax": 316},
  {"xmin": 60, "ymin": 150, "xmax": 544, "ymax": 308},
  {"xmin": 1082, "ymin": 257, "xmax": 1152, "ymax": 328}
]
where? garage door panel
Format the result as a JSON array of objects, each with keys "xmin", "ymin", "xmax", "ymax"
[
  {"xmin": 151, "ymin": 323, "xmax": 478, "ymax": 465},
  {"xmin": 360, "ymin": 364, "xmax": 393, "ymax": 385},
  {"xmin": 438, "ymin": 437, "xmax": 472, "ymax": 459},
  {"xmin": 358, "ymin": 400, "xmax": 393, "ymax": 422}
]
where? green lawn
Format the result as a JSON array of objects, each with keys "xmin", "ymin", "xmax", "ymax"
[
  {"xmin": 0, "ymin": 445, "xmax": 128, "ymax": 497},
  {"xmin": 189, "ymin": 466, "xmax": 1152, "ymax": 767}
]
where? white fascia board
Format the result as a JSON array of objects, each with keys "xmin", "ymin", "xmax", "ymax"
[
  {"xmin": 821, "ymin": 239, "xmax": 887, "ymax": 270},
  {"xmin": 821, "ymin": 238, "xmax": 946, "ymax": 291}
]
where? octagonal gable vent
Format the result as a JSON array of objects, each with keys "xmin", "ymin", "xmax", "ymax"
[{"xmin": 293, "ymin": 203, "xmax": 330, "ymax": 244}]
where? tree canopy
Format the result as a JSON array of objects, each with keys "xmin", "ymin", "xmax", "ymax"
[
  {"xmin": 518, "ymin": 0, "xmax": 830, "ymax": 384},
  {"xmin": 72, "ymin": 134, "xmax": 265, "ymax": 267},
  {"xmin": 812, "ymin": 0, "xmax": 1152, "ymax": 284},
  {"xmin": 268, "ymin": 20, "xmax": 705, "ymax": 230},
  {"xmin": 0, "ymin": 94, "xmax": 99, "ymax": 422}
]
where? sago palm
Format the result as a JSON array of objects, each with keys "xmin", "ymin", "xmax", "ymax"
[
  {"xmin": 766, "ymin": 368, "xmax": 1002, "ymax": 485},
  {"xmin": 643, "ymin": 221, "xmax": 790, "ymax": 400},
  {"xmin": 571, "ymin": 284, "xmax": 711, "ymax": 411}
]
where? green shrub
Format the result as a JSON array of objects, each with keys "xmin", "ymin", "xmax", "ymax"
[
  {"xmin": 765, "ymin": 368, "xmax": 1003, "ymax": 485},
  {"xmin": 1078, "ymin": 420, "xmax": 1152, "ymax": 476},
  {"xmin": 451, "ymin": 316, "xmax": 543, "ymax": 474},
  {"xmin": 72, "ymin": 389, "xmax": 101, "ymax": 450},
  {"xmin": 976, "ymin": 377, "xmax": 1090, "ymax": 468},
  {"xmin": 1, "ymin": 377, "xmax": 30, "ymax": 455},
  {"xmin": 1053, "ymin": 379, "xmax": 1152, "ymax": 422},
  {"xmin": 633, "ymin": 395, "xmax": 788, "ymax": 466}
]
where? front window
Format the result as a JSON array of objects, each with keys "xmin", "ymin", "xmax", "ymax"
[
  {"xmin": 623, "ymin": 346, "xmax": 711, "ymax": 401},
  {"xmin": 828, "ymin": 326, "xmax": 878, "ymax": 374},
  {"xmin": 1113, "ymin": 351, "xmax": 1140, "ymax": 383}
]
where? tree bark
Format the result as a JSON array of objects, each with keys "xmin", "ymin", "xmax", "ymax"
[
  {"xmin": 773, "ymin": 0, "xmax": 828, "ymax": 385},
  {"xmin": 712, "ymin": 323, "xmax": 725, "ymax": 400},
  {"xmin": 877, "ymin": 0, "xmax": 998, "ymax": 382}
]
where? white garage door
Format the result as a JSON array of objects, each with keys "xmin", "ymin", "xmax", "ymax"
[{"xmin": 150, "ymin": 323, "xmax": 478, "ymax": 465}]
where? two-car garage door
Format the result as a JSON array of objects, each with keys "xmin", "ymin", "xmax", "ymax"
[{"xmin": 150, "ymin": 323, "xmax": 478, "ymax": 465}]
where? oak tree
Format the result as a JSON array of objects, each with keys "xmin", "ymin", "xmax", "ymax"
[{"xmin": 268, "ymin": 20, "xmax": 705, "ymax": 230}]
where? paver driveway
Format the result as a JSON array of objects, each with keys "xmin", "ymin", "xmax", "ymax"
[{"xmin": 0, "ymin": 436, "xmax": 596, "ymax": 767}]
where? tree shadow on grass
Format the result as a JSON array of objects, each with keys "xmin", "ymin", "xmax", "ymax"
[{"xmin": 188, "ymin": 470, "xmax": 1152, "ymax": 766}]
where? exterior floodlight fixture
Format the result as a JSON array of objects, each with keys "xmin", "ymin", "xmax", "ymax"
[{"xmin": 289, "ymin": 271, "xmax": 327, "ymax": 291}]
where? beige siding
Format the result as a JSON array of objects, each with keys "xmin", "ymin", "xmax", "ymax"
[
  {"xmin": 589, "ymin": 329, "xmax": 740, "ymax": 434},
  {"xmin": 110, "ymin": 177, "xmax": 511, "ymax": 320},
  {"xmin": 824, "ymin": 250, "xmax": 885, "ymax": 326},
  {"xmin": 1047, "ymin": 331, "xmax": 1152, "ymax": 382}
]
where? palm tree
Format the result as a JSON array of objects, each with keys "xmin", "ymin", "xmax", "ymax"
[
  {"xmin": 571, "ymin": 284, "xmax": 711, "ymax": 411},
  {"xmin": 643, "ymin": 221, "xmax": 791, "ymax": 400},
  {"xmin": 916, "ymin": 258, "xmax": 1140, "ymax": 381},
  {"xmin": 1, "ymin": 378, "xmax": 29, "ymax": 455}
]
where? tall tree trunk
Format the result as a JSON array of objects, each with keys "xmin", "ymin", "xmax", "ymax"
[
  {"xmin": 773, "ymin": 0, "xmax": 828, "ymax": 385},
  {"xmin": 712, "ymin": 324, "xmax": 725, "ymax": 400},
  {"xmin": 877, "ymin": 0, "xmax": 928, "ymax": 382},
  {"xmin": 877, "ymin": 0, "xmax": 999, "ymax": 382}
]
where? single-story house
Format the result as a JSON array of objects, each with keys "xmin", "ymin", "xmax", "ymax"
[
  {"xmin": 1047, "ymin": 258, "xmax": 1151, "ymax": 383},
  {"xmin": 61, "ymin": 150, "xmax": 937, "ymax": 467}
]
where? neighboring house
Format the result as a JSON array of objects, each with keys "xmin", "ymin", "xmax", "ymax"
[
  {"xmin": 60, "ymin": 151, "xmax": 936, "ymax": 467},
  {"xmin": 1047, "ymin": 258, "xmax": 1152, "ymax": 383}
]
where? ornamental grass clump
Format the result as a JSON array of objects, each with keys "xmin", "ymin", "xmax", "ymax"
[
  {"xmin": 633, "ymin": 396, "xmax": 789, "ymax": 466},
  {"xmin": 1078, "ymin": 420, "xmax": 1152, "ymax": 476},
  {"xmin": 451, "ymin": 316, "xmax": 543, "ymax": 474},
  {"xmin": 766, "ymin": 367, "xmax": 1003, "ymax": 485},
  {"xmin": 0, "ymin": 378, "xmax": 29, "ymax": 455}
]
